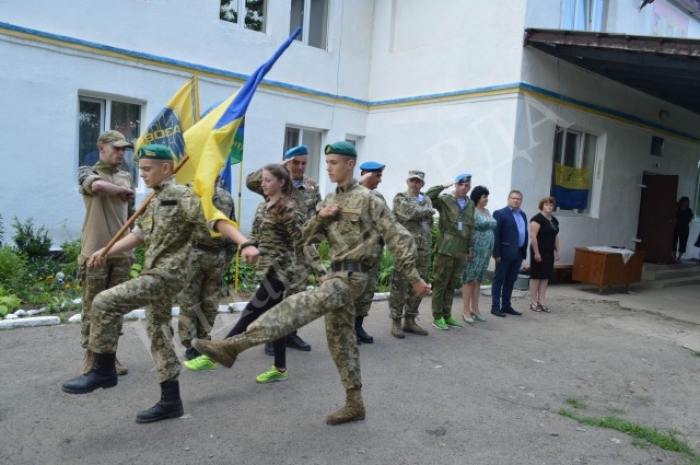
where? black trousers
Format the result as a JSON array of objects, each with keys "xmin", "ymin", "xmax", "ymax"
[
  {"xmin": 226, "ymin": 274, "xmax": 287, "ymax": 369},
  {"xmin": 673, "ymin": 226, "xmax": 690, "ymax": 254}
]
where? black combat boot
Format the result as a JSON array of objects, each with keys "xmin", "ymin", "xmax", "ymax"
[
  {"xmin": 355, "ymin": 317, "xmax": 374, "ymax": 344},
  {"xmin": 135, "ymin": 380, "xmax": 184, "ymax": 424},
  {"xmin": 62, "ymin": 352, "xmax": 118, "ymax": 394}
]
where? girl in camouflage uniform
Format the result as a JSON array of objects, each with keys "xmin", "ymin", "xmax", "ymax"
[{"xmin": 221, "ymin": 164, "xmax": 320, "ymax": 383}]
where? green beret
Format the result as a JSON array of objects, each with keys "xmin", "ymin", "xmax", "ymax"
[
  {"xmin": 138, "ymin": 144, "xmax": 176, "ymax": 161},
  {"xmin": 324, "ymin": 141, "xmax": 357, "ymax": 158}
]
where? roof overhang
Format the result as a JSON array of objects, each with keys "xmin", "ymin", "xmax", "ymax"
[{"xmin": 524, "ymin": 28, "xmax": 700, "ymax": 115}]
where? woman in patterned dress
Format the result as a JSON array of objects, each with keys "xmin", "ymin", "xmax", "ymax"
[{"xmin": 460, "ymin": 186, "xmax": 497, "ymax": 324}]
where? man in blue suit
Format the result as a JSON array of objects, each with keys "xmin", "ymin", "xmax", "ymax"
[{"xmin": 491, "ymin": 190, "xmax": 527, "ymax": 317}]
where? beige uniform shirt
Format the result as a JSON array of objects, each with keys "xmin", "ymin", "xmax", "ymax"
[{"xmin": 78, "ymin": 161, "xmax": 135, "ymax": 262}]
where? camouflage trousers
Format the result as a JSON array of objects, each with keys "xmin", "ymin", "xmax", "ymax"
[
  {"xmin": 79, "ymin": 257, "xmax": 131, "ymax": 348},
  {"xmin": 177, "ymin": 249, "xmax": 226, "ymax": 348},
  {"xmin": 431, "ymin": 253, "xmax": 466, "ymax": 319},
  {"xmin": 285, "ymin": 260, "xmax": 311, "ymax": 297},
  {"xmin": 90, "ymin": 271, "xmax": 181, "ymax": 383},
  {"xmin": 389, "ymin": 247, "xmax": 431, "ymax": 319},
  {"xmin": 354, "ymin": 259, "xmax": 381, "ymax": 319},
  {"xmin": 246, "ymin": 270, "xmax": 368, "ymax": 390}
]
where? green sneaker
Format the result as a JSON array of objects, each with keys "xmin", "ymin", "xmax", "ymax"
[
  {"xmin": 256, "ymin": 366, "xmax": 288, "ymax": 384},
  {"xmin": 183, "ymin": 354, "xmax": 218, "ymax": 371},
  {"xmin": 432, "ymin": 317, "xmax": 449, "ymax": 330},
  {"xmin": 444, "ymin": 315, "xmax": 464, "ymax": 328}
]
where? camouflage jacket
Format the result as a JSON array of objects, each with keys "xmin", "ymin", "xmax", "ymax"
[
  {"xmin": 246, "ymin": 169, "xmax": 321, "ymax": 220},
  {"xmin": 303, "ymin": 179, "xmax": 421, "ymax": 283},
  {"xmin": 426, "ymin": 184, "xmax": 474, "ymax": 257},
  {"xmin": 189, "ymin": 186, "xmax": 236, "ymax": 256},
  {"xmin": 393, "ymin": 191, "xmax": 433, "ymax": 253},
  {"xmin": 249, "ymin": 198, "xmax": 324, "ymax": 284},
  {"xmin": 133, "ymin": 176, "xmax": 204, "ymax": 282}
]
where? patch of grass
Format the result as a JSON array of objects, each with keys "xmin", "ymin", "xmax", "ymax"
[
  {"xmin": 558, "ymin": 408, "xmax": 699, "ymax": 463},
  {"xmin": 608, "ymin": 407, "xmax": 628, "ymax": 415},
  {"xmin": 691, "ymin": 350, "xmax": 700, "ymax": 358},
  {"xmin": 631, "ymin": 437, "xmax": 650, "ymax": 449},
  {"xmin": 564, "ymin": 397, "xmax": 587, "ymax": 409}
]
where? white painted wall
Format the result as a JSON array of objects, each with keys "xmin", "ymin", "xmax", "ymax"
[
  {"xmin": 367, "ymin": 0, "xmax": 528, "ymax": 101},
  {"xmin": 518, "ymin": 49, "xmax": 700, "ymax": 263}
]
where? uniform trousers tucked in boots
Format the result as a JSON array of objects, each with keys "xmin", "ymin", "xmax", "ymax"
[
  {"xmin": 194, "ymin": 269, "xmax": 368, "ymax": 424},
  {"xmin": 90, "ymin": 273, "xmax": 181, "ymax": 383}
]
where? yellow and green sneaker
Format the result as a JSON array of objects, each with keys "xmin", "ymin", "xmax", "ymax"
[
  {"xmin": 256, "ymin": 366, "xmax": 288, "ymax": 384},
  {"xmin": 444, "ymin": 315, "xmax": 464, "ymax": 328},
  {"xmin": 183, "ymin": 354, "xmax": 218, "ymax": 372}
]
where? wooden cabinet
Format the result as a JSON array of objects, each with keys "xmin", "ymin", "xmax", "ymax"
[{"xmin": 572, "ymin": 247, "xmax": 645, "ymax": 293}]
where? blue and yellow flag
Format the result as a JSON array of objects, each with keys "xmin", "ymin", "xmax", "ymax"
[
  {"xmin": 183, "ymin": 27, "xmax": 301, "ymax": 228},
  {"xmin": 135, "ymin": 77, "xmax": 198, "ymax": 161},
  {"xmin": 554, "ymin": 163, "xmax": 591, "ymax": 210}
]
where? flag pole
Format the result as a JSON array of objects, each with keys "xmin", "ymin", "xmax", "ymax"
[
  {"xmin": 234, "ymin": 159, "xmax": 244, "ymax": 293},
  {"xmin": 99, "ymin": 154, "xmax": 190, "ymax": 257}
]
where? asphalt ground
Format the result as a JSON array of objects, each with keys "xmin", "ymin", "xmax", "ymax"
[{"xmin": 1, "ymin": 283, "xmax": 699, "ymax": 465}]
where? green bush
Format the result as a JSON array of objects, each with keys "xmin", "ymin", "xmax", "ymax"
[
  {"xmin": 12, "ymin": 217, "xmax": 51, "ymax": 259},
  {"xmin": 59, "ymin": 239, "xmax": 81, "ymax": 280},
  {"xmin": 0, "ymin": 213, "xmax": 4, "ymax": 245},
  {"xmin": 0, "ymin": 245, "xmax": 26, "ymax": 286}
]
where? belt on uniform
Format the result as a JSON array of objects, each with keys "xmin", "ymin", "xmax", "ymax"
[
  {"xmin": 330, "ymin": 262, "xmax": 371, "ymax": 273},
  {"xmin": 193, "ymin": 241, "xmax": 224, "ymax": 254}
]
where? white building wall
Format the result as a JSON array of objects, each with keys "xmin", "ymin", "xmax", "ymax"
[
  {"xmin": 0, "ymin": 0, "xmax": 375, "ymax": 243},
  {"xmin": 519, "ymin": 49, "xmax": 700, "ymax": 263}
]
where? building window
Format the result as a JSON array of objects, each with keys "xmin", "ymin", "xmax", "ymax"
[
  {"xmin": 284, "ymin": 126, "xmax": 323, "ymax": 181},
  {"xmin": 220, "ymin": 0, "xmax": 267, "ymax": 32},
  {"xmin": 78, "ymin": 96, "xmax": 141, "ymax": 184},
  {"xmin": 561, "ymin": 0, "xmax": 606, "ymax": 31},
  {"xmin": 551, "ymin": 126, "xmax": 597, "ymax": 214},
  {"xmin": 290, "ymin": 0, "xmax": 328, "ymax": 49}
]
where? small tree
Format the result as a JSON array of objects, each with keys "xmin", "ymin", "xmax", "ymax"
[{"xmin": 12, "ymin": 217, "xmax": 52, "ymax": 259}]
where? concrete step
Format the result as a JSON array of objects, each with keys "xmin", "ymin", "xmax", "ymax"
[
  {"xmin": 642, "ymin": 275, "xmax": 700, "ymax": 289},
  {"xmin": 642, "ymin": 262, "xmax": 700, "ymax": 280}
]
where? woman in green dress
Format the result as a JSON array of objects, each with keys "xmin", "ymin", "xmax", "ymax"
[{"xmin": 460, "ymin": 186, "xmax": 497, "ymax": 324}]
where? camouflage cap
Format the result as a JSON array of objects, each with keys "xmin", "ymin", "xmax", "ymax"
[
  {"xmin": 407, "ymin": 170, "xmax": 425, "ymax": 181},
  {"xmin": 97, "ymin": 130, "xmax": 133, "ymax": 148},
  {"xmin": 324, "ymin": 141, "xmax": 357, "ymax": 158},
  {"xmin": 138, "ymin": 144, "xmax": 176, "ymax": 161}
]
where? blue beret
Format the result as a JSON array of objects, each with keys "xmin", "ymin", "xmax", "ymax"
[
  {"xmin": 283, "ymin": 145, "xmax": 308, "ymax": 160},
  {"xmin": 455, "ymin": 173, "xmax": 472, "ymax": 183},
  {"xmin": 359, "ymin": 161, "xmax": 385, "ymax": 172},
  {"xmin": 324, "ymin": 141, "xmax": 357, "ymax": 157}
]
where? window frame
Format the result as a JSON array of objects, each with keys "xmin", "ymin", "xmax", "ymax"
[
  {"xmin": 284, "ymin": 125, "xmax": 324, "ymax": 183},
  {"xmin": 561, "ymin": 0, "xmax": 606, "ymax": 32},
  {"xmin": 77, "ymin": 94, "xmax": 143, "ymax": 187},
  {"xmin": 290, "ymin": 0, "xmax": 329, "ymax": 50},
  {"xmin": 219, "ymin": 0, "xmax": 267, "ymax": 33},
  {"xmin": 550, "ymin": 125, "xmax": 601, "ymax": 216}
]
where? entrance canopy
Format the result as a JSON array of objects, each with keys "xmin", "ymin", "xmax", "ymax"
[{"xmin": 525, "ymin": 28, "xmax": 700, "ymax": 115}]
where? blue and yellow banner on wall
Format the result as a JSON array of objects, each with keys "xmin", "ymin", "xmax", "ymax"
[{"xmin": 554, "ymin": 163, "xmax": 591, "ymax": 210}]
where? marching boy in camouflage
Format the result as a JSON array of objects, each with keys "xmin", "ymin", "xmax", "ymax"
[
  {"xmin": 388, "ymin": 170, "xmax": 433, "ymax": 338},
  {"xmin": 426, "ymin": 174, "xmax": 475, "ymax": 330},
  {"xmin": 192, "ymin": 141, "xmax": 432, "ymax": 425},
  {"xmin": 77, "ymin": 130, "xmax": 136, "ymax": 376},
  {"xmin": 61, "ymin": 145, "xmax": 259, "ymax": 424},
  {"xmin": 246, "ymin": 145, "xmax": 321, "ymax": 353},
  {"xmin": 178, "ymin": 183, "xmax": 236, "ymax": 371}
]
